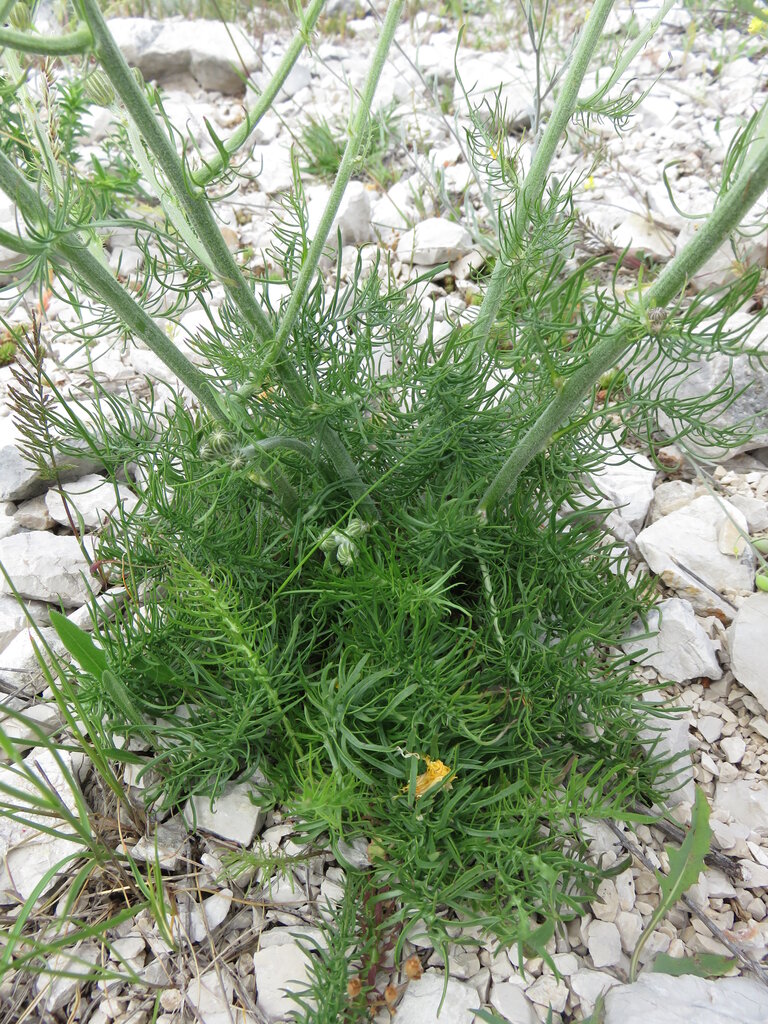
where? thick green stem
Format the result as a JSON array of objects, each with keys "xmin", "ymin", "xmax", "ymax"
[
  {"xmin": 0, "ymin": 149, "xmax": 224, "ymax": 415},
  {"xmin": 577, "ymin": 0, "xmax": 676, "ymax": 110},
  {"xmin": 472, "ymin": 0, "xmax": 616, "ymax": 354},
  {"xmin": 0, "ymin": 150, "xmax": 300, "ymax": 510},
  {"xmin": 477, "ymin": 134, "xmax": 768, "ymax": 518},
  {"xmin": 191, "ymin": 0, "xmax": 326, "ymax": 189},
  {"xmin": 0, "ymin": 23, "xmax": 92, "ymax": 53},
  {"xmin": 79, "ymin": 0, "xmax": 375, "ymax": 516},
  {"xmin": 255, "ymin": 0, "xmax": 405, "ymax": 515},
  {"xmin": 0, "ymin": 224, "xmax": 39, "ymax": 256},
  {"xmin": 265, "ymin": 0, "xmax": 406, "ymax": 386},
  {"xmin": 77, "ymin": 0, "xmax": 274, "ymax": 343},
  {"xmin": 0, "ymin": 0, "xmax": 17, "ymax": 23}
]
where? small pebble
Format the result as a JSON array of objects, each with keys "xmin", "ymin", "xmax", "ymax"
[{"xmin": 721, "ymin": 735, "xmax": 746, "ymax": 764}]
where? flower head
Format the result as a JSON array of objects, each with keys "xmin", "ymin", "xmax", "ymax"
[{"xmin": 402, "ymin": 756, "xmax": 455, "ymax": 799}]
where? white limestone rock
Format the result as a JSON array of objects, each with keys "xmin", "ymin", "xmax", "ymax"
[
  {"xmin": 616, "ymin": 910, "xmax": 642, "ymax": 953},
  {"xmin": 721, "ymin": 734, "xmax": 746, "ymax": 764},
  {"xmin": 727, "ymin": 593, "xmax": 768, "ymax": 711},
  {"xmin": 675, "ymin": 219, "xmax": 768, "ymax": 294},
  {"xmin": 739, "ymin": 858, "xmax": 768, "ymax": 888},
  {"xmin": 202, "ymin": 888, "xmax": 233, "ymax": 933},
  {"xmin": 649, "ymin": 480, "xmax": 697, "ymax": 522},
  {"xmin": 570, "ymin": 970, "xmax": 621, "ymax": 1016},
  {"xmin": 14, "ymin": 494, "xmax": 54, "ymax": 530},
  {"xmin": 307, "ymin": 180, "xmax": 373, "ymax": 247},
  {"xmin": 591, "ymin": 451, "xmax": 656, "ymax": 531},
  {"xmin": 714, "ymin": 779, "xmax": 768, "ymax": 835},
  {"xmin": 603, "ymin": 973, "xmax": 768, "ymax": 1024},
  {"xmin": 253, "ymin": 60, "xmax": 311, "ymax": 101},
  {"xmin": 184, "ymin": 777, "xmax": 266, "ymax": 845},
  {"xmin": 0, "ymin": 747, "xmax": 82, "ymax": 903},
  {"xmin": 393, "ymin": 972, "xmax": 479, "ymax": 1024},
  {"xmin": 612, "ymin": 212, "xmax": 676, "ymax": 260},
  {"xmin": 129, "ymin": 817, "xmax": 188, "ymax": 872},
  {"xmin": 586, "ymin": 920, "xmax": 622, "ymax": 968},
  {"xmin": 638, "ymin": 312, "xmax": 768, "ymax": 456},
  {"xmin": 182, "ymin": 887, "xmax": 234, "ymax": 943},
  {"xmin": 697, "ymin": 715, "xmax": 723, "ymax": 744},
  {"xmin": 371, "ymin": 176, "xmax": 433, "ymax": 244},
  {"xmin": 453, "ymin": 52, "xmax": 534, "ymax": 129},
  {"xmin": 253, "ymin": 941, "xmax": 315, "ymax": 1021},
  {"xmin": 636, "ymin": 496, "xmax": 755, "ymax": 618},
  {"xmin": 591, "ymin": 878, "xmax": 620, "ymax": 922},
  {"xmin": 525, "ymin": 974, "xmax": 568, "ymax": 1013},
  {"xmin": 245, "ymin": 144, "xmax": 294, "ymax": 195},
  {"xmin": 0, "ymin": 627, "xmax": 67, "ymax": 694},
  {"xmin": 36, "ymin": 942, "xmax": 100, "ymax": 1014},
  {"xmin": 397, "ymin": 218, "xmax": 473, "ymax": 266},
  {"xmin": 107, "ymin": 18, "xmax": 259, "ymax": 94},
  {"xmin": 0, "ymin": 703, "xmax": 62, "ymax": 755},
  {"xmin": 335, "ymin": 836, "xmax": 370, "ymax": 870},
  {"xmin": 0, "ymin": 445, "xmax": 44, "ymax": 502},
  {"xmin": 186, "ymin": 966, "xmax": 256, "ymax": 1024},
  {"xmin": 0, "ymin": 533, "xmax": 98, "ymax": 608},
  {"xmin": 0, "ymin": 502, "xmax": 21, "ymax": 540},
  {"xmin": 0, "ymin": 594, "xmax": 49, "ymax": 652},
  {"xmin": 640, "ymin": 694, "xmax": 695, "ymax": 806},
  {"xmin": 489, "ymin": 981, "xmax": 536, "ymax": 1023},
  {"xmin": 728, "ymin": 493, "xmax": 768, "ymax": 532},
  {"xmin": 46, "ymin": 475, "xmax": 138, "ymax": 531},
  {"xmin": 623, "ymin": 598, "xmax": 722, "ymax": 682}
]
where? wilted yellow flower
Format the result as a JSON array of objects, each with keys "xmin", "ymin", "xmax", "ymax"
[
  {"xmin": 404, "ymin": 954, "xmax": 423, "ymax": 980},
  {"xmin": 347, "ymin": 977, "xmax": 362, "ymax": 999},
  {"xmin": 404, "ymin": 756, "xmax": 454, "ymax": 798}
]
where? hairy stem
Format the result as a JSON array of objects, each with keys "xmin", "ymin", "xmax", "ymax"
[
  {"xmin": 77, "ymin": 0, "xmax": 274, "ymax": 341},
  {"xmin": 0, "ymin": 150, "xmax": 300, "ymax": 511},
  {"xmin": 0, "ymin": 150, "xmax": 222, "ymax": 414},
  {"xmin": 472, "ymin": 0, "xmax": 616, "ymax": 355},
  {"xmin": 0, "ymin": 0, "xmax": 18, "ymax": 22},
  {"xmin": 191, "ymin": 0, "xmax": 326, "ymax": 188},
  {"xmin": 477, "ymin": 132, "xmax": 768, "ymax": 517},
  {"xmin": 0, "ymin": 23, "xmax": 92, "ymax": 54},
  {"xmin": 78, "ymin": 0, "xmax": 375, "ymax": 516},
  {"xmin": 578, "ymin": 0, "xmax": 676, "ymax": 110},
  {"xmin": 264, "ymin": 0, "xmax": 406, "ymax": 387}
]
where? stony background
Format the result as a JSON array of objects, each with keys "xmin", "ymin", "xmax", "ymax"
[{"xmin": 1, "ymin": 1, "xmax": 768, "ymax": 1022}]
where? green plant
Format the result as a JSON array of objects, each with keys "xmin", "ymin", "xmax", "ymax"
[
  {"xmin": 300, "ymin": 115, "xmax": 347, "ymax": 178},
  {"xmin": 629, "ymin": 788, "xmax": 714, "ymax": 980},
  {"xmin": 299, "ymin": 104, "xmax": 401, "ymax": 187},
  {"xmin": 0, "ymin": 577, "xmax": 176, "ymax": 1004},
  {"xmin": 1, "ymin": 0, "xmax": 768, "ymax": 1001}
]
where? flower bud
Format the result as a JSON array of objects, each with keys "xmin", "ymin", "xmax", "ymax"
[{"xmin": 84, "ymin": 70, "xmax": 116, "ymax": 108}]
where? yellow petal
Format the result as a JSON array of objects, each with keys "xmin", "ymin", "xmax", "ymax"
[{"xmin": 413, "ymin": 757, "xmax": 453, "ymax": 798}]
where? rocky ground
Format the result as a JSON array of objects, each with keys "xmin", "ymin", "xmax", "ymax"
[{"xmin": 1, "ymin": 1, "xmax": 768, "ymax": 1022}]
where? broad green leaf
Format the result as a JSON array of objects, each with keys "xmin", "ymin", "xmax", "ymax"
[
  {"xmin": 658, "ymin": 786, "xmax": 711, "ymax": 907},
  {"xmin": 652, "ymin": 951, "xmax": 736, "ymax": 978},
  {"xmin": 49, "ymin": 609, "xmax": 107, "ymax": 678}
]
